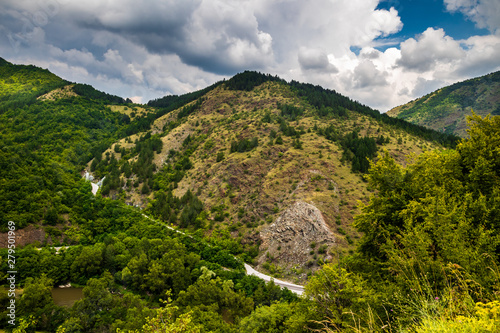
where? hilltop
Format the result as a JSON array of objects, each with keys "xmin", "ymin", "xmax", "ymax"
[{"xmin": 387, "ymin": 71, "xmax": 500, "ymax": 137}]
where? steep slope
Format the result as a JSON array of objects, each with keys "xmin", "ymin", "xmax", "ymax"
[
  {"xmin": 0, "ymin": 59, "xmax": 144, "ymax": 235},
  {"xmin": 387, "ymin": 71, "xmax": 500, "ymax": 137},
  {"xmin": 92, "ymin": 72, "xmax": 456, "ymax": 281}
]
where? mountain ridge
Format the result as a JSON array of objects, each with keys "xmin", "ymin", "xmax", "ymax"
[{"xmin": 387, "ymin": 70, "xmax": 500, "ymax": 137}]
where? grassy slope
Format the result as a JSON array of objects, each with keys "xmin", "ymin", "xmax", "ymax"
[
  {"xmin": 387, "ymin": 71, "xmax": 500, "ymax": 137},
  {"xmin": 103, "ymin": 81, "xmax": 444, "ymax": 280}
]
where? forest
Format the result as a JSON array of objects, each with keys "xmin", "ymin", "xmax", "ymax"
[
  {"xmin": 1, "ymin": 60, "xmax": 499, "ymax": 332},
  {"xmin": 1, "ymin": 114, "xmax": 498, "ymax": 333}
]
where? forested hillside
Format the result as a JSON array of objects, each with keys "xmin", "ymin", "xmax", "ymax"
[
  {"xmin": 387, "ymin": 71, "xmax": 500, "ymax": 137},
  {"xmin": 85, "ymin": 71, "xmax": 460, "ymax": 283},
  {"xmin": 0, "ymin": 58, "xmax": 137, "ymax": 231},
  {"xmin": 3, "ymin": 61, "xmax": 498, "ymax": 332}
]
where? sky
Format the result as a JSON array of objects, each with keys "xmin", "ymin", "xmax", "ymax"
[{"xmin": 1, "ymin": 0, "xmax": 499, "ymax": 112}]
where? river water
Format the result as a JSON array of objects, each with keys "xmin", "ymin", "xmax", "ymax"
[{"xmin": 51, "ymin": 287, "xmax": 83, "ymax": 307}]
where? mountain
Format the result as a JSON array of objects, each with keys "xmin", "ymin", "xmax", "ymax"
[
  {"xmin": 0, "ymin": 58, "xmax": 460, "ymax": 280},
  {"xmin": 387, "ymin": 71, "xmax": 500, "ymax": 137},
  {"xmin": 88, "ymin": 71, "xmax": 459, "ymax": 281},
  {"xmin": 2, "ymin": 58, "xmax": 499, "ymax": 333},
  {"xmin": 0, "ymin": 58, "xmax": 138, "ymax": 233}
]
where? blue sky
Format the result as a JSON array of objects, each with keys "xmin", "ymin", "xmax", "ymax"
[
  {"xmin": 377, "ymin": 0, "xmax": 489, "ymax": 42},
  {"xmin": 0, "ymin": 0, "xmax": 499, "ymax": 111}
]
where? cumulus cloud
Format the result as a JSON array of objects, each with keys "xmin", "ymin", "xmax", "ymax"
[
  {"xmin": 444, "ymin": 0, "xmax": 500, "ymax": 33},
  {"xmin": 457, "ymin": 34, "xmax": 500, "ymax": 77},
  {"xmin": 397, "ymin": 28, "xmax": 465, "ymax": 72},
  {"xmin": 352, "ymin": 59, "xmax": 389, "ymax": 89},
  {"xmin": 298, "ymin": 47, "xmax": 338, "ymax": 72}
]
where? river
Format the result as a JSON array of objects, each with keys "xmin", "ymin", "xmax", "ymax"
[{"xmin": 51, "ymin": 287, "xmax": 83, "ymax": 307}]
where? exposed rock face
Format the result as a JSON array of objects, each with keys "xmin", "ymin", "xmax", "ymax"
[
  {"xmin": 259, "ymin": 201, "xmax": 335, "ymax": 268},
  {"xmin": 0, "ymin": 225, "xmax": 46, "ymax": 248}
]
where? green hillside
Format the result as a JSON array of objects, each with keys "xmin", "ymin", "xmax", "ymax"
[
  {"xmin": 387, "ymin": 71, "xmax": 500, "ymax": 137},
  {"xmin": 0, "ymin": 57, "xmax": 67, "ymax": 111},
  {"xmin": 3, "ymin": 62, "xmax": 499, "ymax": 333},
  {"xmin": 0, "ymin": 58, "xmax": 143, "ymax": 230}
]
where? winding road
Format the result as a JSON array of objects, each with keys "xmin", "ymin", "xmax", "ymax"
[
  {"xmin": 244, "ymin": 264, "xmax": 304, "ymax": 295},
  {"xmin": 86, "ymin": 175, "xmax": 304, "ymax": 295}
]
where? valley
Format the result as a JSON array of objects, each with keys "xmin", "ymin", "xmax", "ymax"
[{"xmin": 1, "ymin": 59, "xmax": 499, "ymax": 332}]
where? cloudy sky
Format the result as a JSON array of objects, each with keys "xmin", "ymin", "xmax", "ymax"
[{"xmin": 1, "ymin": 0, "xmax": 499, "ymax": 111}]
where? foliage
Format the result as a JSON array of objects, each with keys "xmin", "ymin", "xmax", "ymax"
[
  {"xmin": 355, "ymin": 115, "xmax": 500, "ymax": 290},
  {"xmin": 123, "ymin": 291, "xmax": 203, "ymax": 333},
  {"xmin": 224, "ymin": 71, "xmax": 284, "ymax": 91},
  {"xmin": 72, "ymin": 83, "xmax": 126, "ymax": 104},
  {"xmin": 305, "ymin": 264, "xmax": 378, "ymax": 330},
  {"xmin": 175, "ymin": 267, "xmax": 254, "ymax": 325},
  {"xmin": 288, "ymin": 78, "xmax": 459, "ymax": 147},
  {"xmin": 0, "ymin": 58, "xmax": 67, "ymax": 112},
  {"xmin": 277, "ymin": 102, "xmax": 304, "ymax": 121},
  {"xmin": 177, "ymin": 98, "xmax": 205, "ymax": 119},
  {"xmin": 148, "ymin": 82, "xmax": 221, "ymax": 108},
  {"xmin": 342, "ymin": 114, "xmax": 500, "ymax": 329},
  {"xmin": 238, "ymin": 301, "xmax": 310, "ymax": 333},
  {"xmin": 230, "ymin": 137, "xmax": 259, "ymax": 153},
  {"xmin": 340, "ymin": 131, "xmax": 378, "ymax": 173},
  {"xmin": 0, "ymin": 88, "xmax": 138, "ymax": 229},
  {"xmin": 317, "ymin": 128, "xmax": 378, "ymax": 173},
  {"xmin": 18, "ymin": 274, "xmax": 66, "ymax": 332},
  {"xmin": 393, "ymin": 71, "xmax": 500, "ymax": 136},
  {"xmin": 411, "ymin": 301, "xmax": 500, "ymax": 332}
]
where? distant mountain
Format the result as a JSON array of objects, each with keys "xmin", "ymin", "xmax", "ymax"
[{"xmin": 387, "ymin": 71, "xmax": 500, "ymax": 137}]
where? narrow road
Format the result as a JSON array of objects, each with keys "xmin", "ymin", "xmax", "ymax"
[
  {"xmin": 84, "ymin": 178, "xmax": 305, "ymax": 295},
  {"xmin": 244, "ymin": 264, "xmax": 304, "ymax": 295}
]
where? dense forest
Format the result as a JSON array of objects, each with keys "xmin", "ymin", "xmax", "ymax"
[
  {"xmin": 2, "ymin": 114, "xmax": 498, "ymax": 332},
  {"xmin": 1, "ymin": 60, "xmax": 499, "ymax": 332}
]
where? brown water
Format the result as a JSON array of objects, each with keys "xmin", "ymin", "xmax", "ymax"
[{"xmin": 51, "ymin": 287, "xmax": 83, "ymax": 307}]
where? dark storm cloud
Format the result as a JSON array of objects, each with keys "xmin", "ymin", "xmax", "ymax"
[
  {"xmin": 0, "ymin": 0, "xmax": 498, "ymax": 111},
  {"xmin": 62, "ymin": 0, "xmax": 273, "ymax": 75}
]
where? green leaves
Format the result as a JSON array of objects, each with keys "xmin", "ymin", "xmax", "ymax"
[
  {"xmin": 305, "ymin": 264, "xmax": 378, "ymax": 329},
  {"xmin": 352, "ymin": 114, "xmax": 500, "ymax": 319}
]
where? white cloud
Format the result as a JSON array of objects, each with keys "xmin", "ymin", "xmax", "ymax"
[
  {"xmin": 397, "ymin": 28, "xmax": 465, "ymax": 72},
  {"xmin": 352, "ymin": 59, "xmax": 389, "ymax": 88},
  {"xmin": 298, "ymin": 47, "xmax": 338, "ymax": 72},
  {"xmin": 444, "ymin": 0, "xmax": 500, "ymax": 33},
  {"xmin": 457, "ymin": 34, "xmax": 500, "ymax": 77}
]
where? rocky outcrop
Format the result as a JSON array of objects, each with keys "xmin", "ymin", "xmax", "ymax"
[
  {"xmin": 259, "ymin": 200, "xmax": 335, "ymax": 268},
  {"xmin": 0, "ymin": 225, "xmax": 46, "ymax": 248}
]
